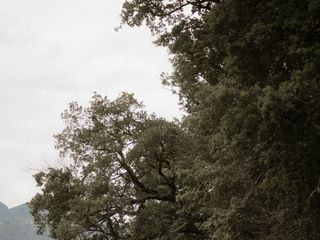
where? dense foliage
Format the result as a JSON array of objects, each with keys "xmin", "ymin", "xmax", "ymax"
[
  {"xmin": 122, "ymin": 0, "xmax": 320, "ymax": 239},
  {"xmin": 30, "ymin": 93, "xmax": 201, "ymax": 239},
  {"xmin": 30, "ymin": 1, "xmax": 320, "ymax": 240}
]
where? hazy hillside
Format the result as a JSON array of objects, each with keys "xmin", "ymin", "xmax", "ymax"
[{"xmin": 0, "ymin": 202, "xmax": 49, "ymax": 240}]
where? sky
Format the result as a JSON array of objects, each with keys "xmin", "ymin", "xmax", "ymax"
[{"xmin": 0, "ymin": 0, "xmax": 181, "ymax": 208}]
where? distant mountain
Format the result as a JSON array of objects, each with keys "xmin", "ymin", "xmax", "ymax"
[
  {"xmin": 0, "ymin": 202, "xmax": 9, "ymax": 216},
  {"xmin": 0, "ymin": 202, "xmax": 49, "ymax": 240}
]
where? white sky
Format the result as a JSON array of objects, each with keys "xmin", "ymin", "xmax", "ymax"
[{"xmin": 0, "ymin": 0, "xmax": 181, "ymax": 208}]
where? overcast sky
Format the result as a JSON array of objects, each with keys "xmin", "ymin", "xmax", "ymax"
[{"xmin": 0, "ymin": 0, "xmax": 181, "ymax": 208}]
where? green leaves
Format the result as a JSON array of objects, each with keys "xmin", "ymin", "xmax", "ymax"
[
  {"xmin": 30, "ymin": 93, "xmax": 194, "ymax": 240},
  {"xmin": 30, "ymin": 1, "xmax": 320, "ymax": 239},
  {"xmin": 121, "ymin": 0, "xmax": 320, "ymax": 238}
]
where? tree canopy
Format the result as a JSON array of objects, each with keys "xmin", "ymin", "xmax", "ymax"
[
  {"xmin": 31, "ymin": 1, "xmax": 320, "ymax": 240},
  {"xmin": 122, "ymin": 1, "xmax": 320, "ymax": 238},
  {"xmin": 30, "ymin": 93, "xmax": 205, "ymax": 240}
]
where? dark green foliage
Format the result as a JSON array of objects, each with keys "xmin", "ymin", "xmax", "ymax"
[
  {"xmin": 31, "ymin": 1, "xmax": 320, "ymax": 240},
  {"xmin": 121, "ymin": 0, "xmax": 320, "ymax": 239},
  {"xmin": 122, "ymin": 0, "xmax": 320, "ymax": 109},
  {"xmin": 30, "ymin": 93, "xmax": 199, "ymax": 240}
]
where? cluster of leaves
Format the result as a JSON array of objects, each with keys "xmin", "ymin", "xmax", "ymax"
[
  {"xmin": 30, "ymin": 93, "xmax": 202, "ymax": 240},
  {"xmin": 30, "ymin": 0, "xmax": 320, "ymax": 240},
  {"xmin": 122, "ymin": 0, "xmax": 320, "ymax": 238}
]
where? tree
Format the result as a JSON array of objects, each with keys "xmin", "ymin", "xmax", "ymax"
[
  {"xmin": 121, "ymin": 0, "xmax": 320, "ymax": 239},
  {"xmin": 30, "ymin": 93, "xmax": 202, "ymax": 240},
  {"xmin": 122, "ymin": 0, "xmax": 320, "ymax": 110},
  {"xmin": 31, "ymin": 1, "xmax": 320, "ymax": 239}
]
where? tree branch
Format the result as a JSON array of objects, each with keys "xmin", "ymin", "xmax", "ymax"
[{"xmin": 117, "ymin": 151, "xmax": 159, "ymax": 195}]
